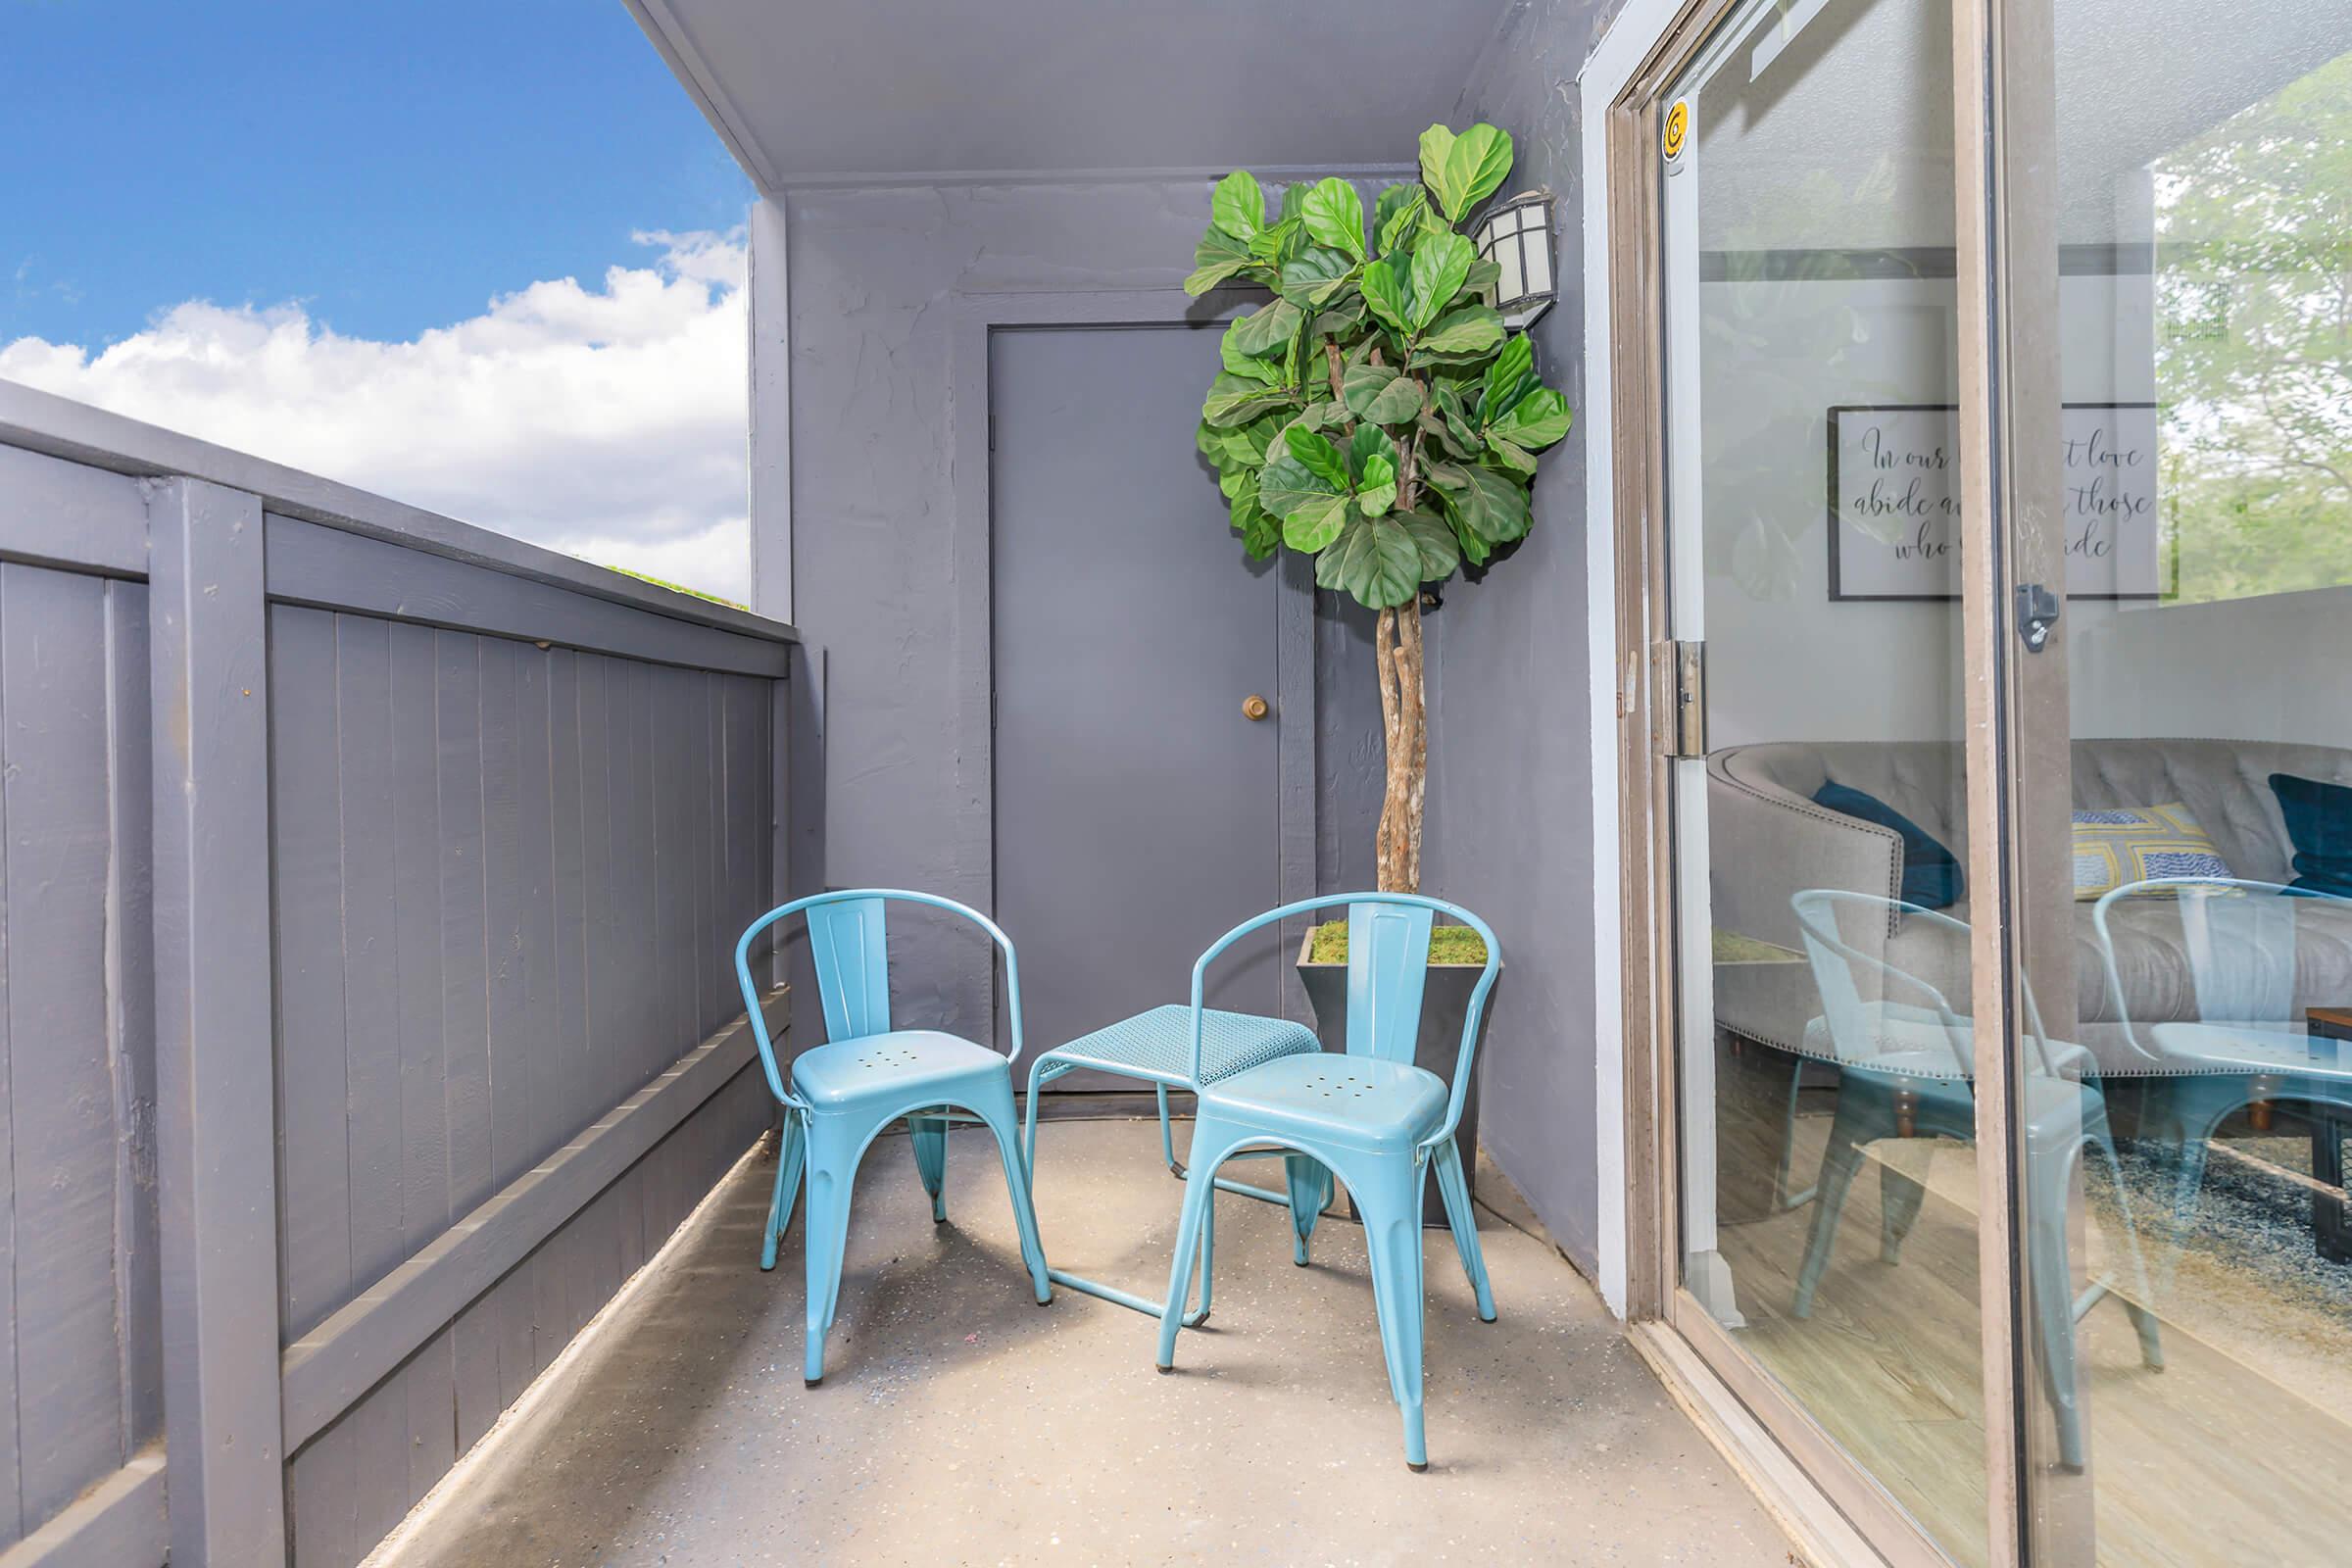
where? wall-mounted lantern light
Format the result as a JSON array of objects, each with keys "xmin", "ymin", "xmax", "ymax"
[{"xmin": 1472, "ymin": 189, "xmax": 1556, "ymax": 331}]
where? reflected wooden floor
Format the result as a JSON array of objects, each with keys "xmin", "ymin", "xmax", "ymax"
[{"xmin": 1708, "ymin": 1064, "xmax": 2352, "ymax": 1567}]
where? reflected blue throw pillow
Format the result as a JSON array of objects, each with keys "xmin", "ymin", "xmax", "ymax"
[
  {"xmin": 1812, "ymin": 780, "xmax": 1965, "ymax": 909},
  {"xmin": 2271, "ymin": 773, "xmax": 2352, "ymax": 898}
]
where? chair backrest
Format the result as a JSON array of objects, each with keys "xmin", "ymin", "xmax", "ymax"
[
  {"xmin": 1189, "ymin": 892, "xmax": 1500, "ymax": 1151},
  {"xmin": 1790, "ymin": 888, "xmax": 2078, "ymax": 1080},
  {"xmin": 1791, "ymin": 889, "xmax": 1974, "ymax": 1079},
  {"xmin": 2095, "ymin": 877, "xmax": 2341, "ymax": 1032},
  {"xmin": 733, "ymin": 888, "xmax": 1024, "ymax": 1109},
  {"xmin": 1345, "ymin": 899, "xmax": 1436, "ymax": 1063}
]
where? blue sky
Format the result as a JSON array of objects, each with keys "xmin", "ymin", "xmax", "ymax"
[
  {"xmin": 0, "ymin": 0, "xmax": 758, "ymax": 600},
  {"xmin": 2, "ymin": 0, "xmax": 750, "ymax": 347}
]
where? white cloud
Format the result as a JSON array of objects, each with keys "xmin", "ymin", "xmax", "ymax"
[{"xmin": 0, "ymin": 230, "xmax": 752, "ymax": 602}]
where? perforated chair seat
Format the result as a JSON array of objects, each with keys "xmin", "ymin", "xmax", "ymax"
[
  {"xmin": 789, "ymin": 1028, "xmax": 1004, "ymax": 1110},
  {"xmin": 1197, "ymin": 1053, "xmax": 1448, "ymax": 1154},
  {"xmin": 1044, "ymin": 1004, "xmax": 1319, "ymax": 1087}
]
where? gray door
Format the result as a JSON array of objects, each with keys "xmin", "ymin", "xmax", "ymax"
[{"xmin": 991, "ymin": 323, "xmax": 1285, "ymax": 1066}]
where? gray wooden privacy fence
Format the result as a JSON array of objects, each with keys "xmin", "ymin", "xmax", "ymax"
[{"xmin": 0, "ymin": 383, "xmax": 798, "ymax": 1568}]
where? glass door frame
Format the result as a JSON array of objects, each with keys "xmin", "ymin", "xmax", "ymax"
[{"xmin": 1600, "ymin": 0, "xmax": 2049, "ymax": 1561}]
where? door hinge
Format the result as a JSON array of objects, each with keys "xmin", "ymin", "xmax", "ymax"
[{"xmin": 1653, "ymin": 639, "xmax": 1706, "ymax": 759}]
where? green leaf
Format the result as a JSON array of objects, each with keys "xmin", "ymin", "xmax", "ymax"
[
  {"xmin": 1278, "ymin": 180, "xmax": 1311, "ymax": 225},
  {"xmin": 1277, "ymin": 246, "xmax": 1357, "ymax": 307},
  {"xmin": 1480, "ymin": 335, "xmax": 1536, "ymax": 422},
  {"xmin": 1490, "ymin": 384, "xmax": 1572, "ymax": 450},
  {"xmin": 1316, "ymin": 514, "xmax": 1422, "ymax": 608},
  {"xmin": 1220, "ymin": 321, "xmax": 1282, "ymax": 385},
  {"xmin": 1357, "ymin": 453, "xmax": 1397, "ymax": 516},
  {"xmin": 1257, "ymin": 451, "xmax": 1336, "ymax": 516},
  {"xmin": 1211, "ymin": 170, "xmax": 1264, "ymax": 244},
  {"xmin": 1427, "ymin": 122, "xmax": 1515, "ymax": 222},
  {"xmin": 1218, "ymin": 464, "xmax": 1249, "ymax": 498},
  {"xmin": 1417, "ymin": 124, "xmax": 1457, "ymax": 198},
  {"xmin": 1362, "ymin": 374, "xmax": 1424, "ymax": 427},
  {"xmin": 1232, "ymin": 491, "xmax": 1280, "ymax": 558},
  {"xmin": 1300, "ymin": 177, "xmax": 1367, "ymax": 262},
  {"xmin": 1357, "ymin": 251, "xmax": 1415, "ymax": 335},
  {"xmin": 1230, "ymin": 298, "xmax": 1303, "ymax": 358},
  {"xmin": 1407, "ymin": 232, "xmax": 1475, "ymax": 331},
  {"xmin": 1347, "ymin": 423, "xmax": 1392, "ymax": 480},
  {"xmin": 1312, "ymin": 300, "xmax": 1367, "ymax": 337},
  {"xmin": 1186, "ymin": 224, "xmax": 1256, "ymax": 296},
  {"xmin": 1417, "ymin": 304, "xmax": 1504, "ymax": 356},
  {"xmin": 1398, "ymin": 509, "xmax": 1460, "ymax": 579},
  {"xmin": 1419, "ymin": 408, "xmax": 1477, "ymax": 460},
  {"xmin": 1249, "ymin": 217, "xmax": 1301, "ymax": 264},
  {"xmin": 1374, "ymin": 184, "xmax": 1428, "ymax": 255},
  {"xmin": 1202, "ymin": 372, "xmax": 1294, "ymax": 427},
  {"xmin": 1283, "ymin": 425, "xmax": 1352, "ymax": 491},
  {"xmin": 1282, "ymin": 492, "xmax": 1351, "ymax": 553},
  {"xmin": 1341, "ymin": 361, "xmax": 1400, "ymax": 418},
  {"xmin": 1464, "ymin": 257, "xmax": 1501, "ymax": 302},
  {"xmin": 1484, "ymin": 433, "xmax": 1536, "ymax": 475},
  {"xmin": 1450, "ymin": 464, "xmax": 1532, "ymax": 543}
]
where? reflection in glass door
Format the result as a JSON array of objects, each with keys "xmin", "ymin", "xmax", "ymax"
[
  {"xmin": 2002, "ymin": 4, "xmax": 2352, "ymax": 1559},
  {"xmin": 1657, "ymin": 0, "xmax": 1995, "ymax": 1559}
]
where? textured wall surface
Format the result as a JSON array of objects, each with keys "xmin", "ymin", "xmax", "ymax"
[
  {"xmin": 784, "ymin": 178, "xmax": 1389, "ymax": 1039},
  {"xmin": 1432, "ymin": 0, "xmax": 1623, "ymax": 1271}
]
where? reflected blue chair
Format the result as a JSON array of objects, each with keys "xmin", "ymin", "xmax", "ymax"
[
  {"xmin": 1152, "ymin": 895, "xmax": 1500, "ymax": 1471},
  {"xmin": 735, "ymin": 890, "xmax": 1051, "ymax": 1384},
  {"xmin": 2091, "ymin": 877, "xmax": 2352, "ymax": 1271},
  {"xmin": 1790, "ymin": 890, "xmax": 2162, "ymax": 1471}
]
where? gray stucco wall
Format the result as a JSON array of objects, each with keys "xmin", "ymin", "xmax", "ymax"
[
  {"xmin": 1430, "ymin": 0, "xmax": 1621, "ymax": 1272},
  {"xmin": 778, "ymin": 29, "xmax": 1624, "ymax": 1271},
  {"xmin": 783, "ymin": 178, "xmax": 1389, "ymax": 1039}
]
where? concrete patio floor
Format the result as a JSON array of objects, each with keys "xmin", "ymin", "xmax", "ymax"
[{"xmin": 370, "ymin": 1117, "xmax": 1790, "ymax": 1567}]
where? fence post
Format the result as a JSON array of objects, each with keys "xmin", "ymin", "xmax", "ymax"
[{"xmin": 147, "ymin": 477, "xmax": 288, "ymax": 1565}]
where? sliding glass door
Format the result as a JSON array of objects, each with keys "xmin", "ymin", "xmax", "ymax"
[
  {"xmin": 1634, "ymin": 0, "xmax": 2352, "ymax": 1560},
  {"xmin": 1652, "ymin": 0, "xmax": 1990, "ymax": 1560},
  {"xmin": 1991, "ymin": 0, "xmax": 2352, "ymax": 1557}
]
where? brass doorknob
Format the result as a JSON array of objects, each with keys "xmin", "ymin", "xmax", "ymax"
[{"xmin": 1242, "ymin": 694, "xmax": 1270, "ymax": 721}]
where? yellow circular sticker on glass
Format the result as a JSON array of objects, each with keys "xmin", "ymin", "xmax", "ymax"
[{"xmin": 1662, "ymin": 99, "xmax": 1690, "ymax": 162}]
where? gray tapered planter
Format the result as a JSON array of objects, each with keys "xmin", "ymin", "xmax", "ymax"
[{"xmin": 1296, "ymin": 932, "xmax": 1495, "ymax": 1227}]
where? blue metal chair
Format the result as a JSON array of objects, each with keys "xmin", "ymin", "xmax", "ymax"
[
  {"xmin": 1790, "ymin": 890, "xmax": 2162, "ymax": 1470},
  {"xmin": 734, "ymin": 890, "xmax": 1051, "ymax": 1384},
  {"xmin": 1152, "ymin": 895, "xmax": 1501, "ymax": 1471},
  {"xmin": 2090, "ymin": 877, "xmax": 2352, "ymax": 1274}
]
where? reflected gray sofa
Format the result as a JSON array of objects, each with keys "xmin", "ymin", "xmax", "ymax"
[{"xmin": 1708, "ymin": 738, "xmax": 2352, "ymax": 1078}]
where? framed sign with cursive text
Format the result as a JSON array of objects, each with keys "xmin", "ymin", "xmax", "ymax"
[{"xmin": 1826, "ymin": 403, "xmax": 2161, "ymax": 601}]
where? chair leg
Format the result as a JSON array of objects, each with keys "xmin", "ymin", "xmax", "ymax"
[
  {"xmin": 761, "ymin": 1111, "xmax": 807, "ymax": 1272},
  {"xmin": 800, "ymin": 1116, "xmax": 860, "ymax": 1385},
  {"xmin": 908, "ymin": 1112, "xmax": 950, "ymax": 1224},
  {"xmin": 1156, "ymin": 1131, "xmax": 1223, "ymax": 1372},
  {"xmin": 968, "ymin": 1078, "xmax": 1052, "ymax": 1304},
  {"xmin": 1349, "ymin": 1152, "xmax": 1432, "ymax": 1470},
  {"xmin": 1792, "ymin": 1102, "xmax": 1873, "ymax": 1319},
  {"xmin": 1880, "ymin": 1147, "xmax": 1931, "ymax": 1265},
  {"xmin": 1157, "ymin": 1083, "xmax": 1183, "ymax": 1176},
  {"xmin": 2025, "ymin": 1139, "xmax": 2088, "ymax": 1471},
  {"xmin": 1432, "ymin": 1138, "xmax": 1496, "ymax": 1322},
  {"xmin": 1285, "ymin": 1153, "xmax": 1332, "ymax": 1267},
  {"xmin": 2086, "ymin": 1133, "xmax": 2164, "ymax": 1371}
]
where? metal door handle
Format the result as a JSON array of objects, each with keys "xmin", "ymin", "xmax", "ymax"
[
  {"xmin": 2016, "ymin": 583, "xmax": 2061, "ymax": 653},
  {"xmin": 1242, "ymin": 695, "xmax": 1270, "ymax": 721}
]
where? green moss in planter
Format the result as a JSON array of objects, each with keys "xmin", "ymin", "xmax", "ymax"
[{"xmin": 1307, "ymin": 919, "xmax": 1489, "ymax": 966}]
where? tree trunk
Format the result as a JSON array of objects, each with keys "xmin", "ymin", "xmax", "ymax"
[{"xmin": 1373, "ymin": 595, "xmax": 1427, "ymax": 894}]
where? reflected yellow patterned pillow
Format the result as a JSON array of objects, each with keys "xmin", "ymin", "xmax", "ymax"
[{"xmin": 2071, "ymin": 804, "xmax": 2233, "ymax": 900}]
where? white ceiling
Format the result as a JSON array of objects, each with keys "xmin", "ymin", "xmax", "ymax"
[{"xmin": 627, "ymin": 0, "xmax": 1515, "ymax": 188}]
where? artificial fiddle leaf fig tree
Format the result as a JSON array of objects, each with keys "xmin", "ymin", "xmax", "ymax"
[{"xmin": 1189, "ymin": 123, "xmax": 1571, "ymax": 893}]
